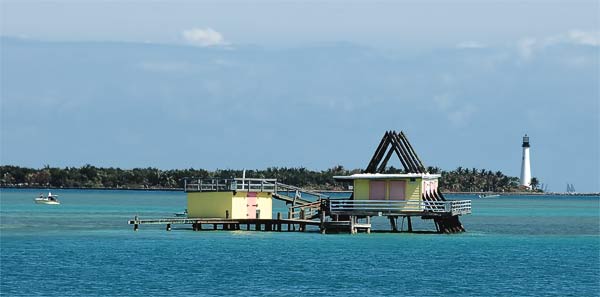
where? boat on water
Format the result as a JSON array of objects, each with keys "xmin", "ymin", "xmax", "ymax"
[
  {"xmin": 478, "ymin": 194, "xmax": 500, "ymax": 198},
  {"xmin": 174, "ymin": 209, "xmax": 188, "ymax": 217},
  {"xmin": 34, "ymin": 192, "xmax": 61, "ymax": 205}
]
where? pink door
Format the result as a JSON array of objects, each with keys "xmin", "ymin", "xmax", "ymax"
[
  {"xmin": 389, "ymin": 181, "xmax": 406, "ymax": 200},
  {"xmin": 246, "ymin": 192, "xmax": 257, "ymax": 219},
  {"xmin": 369, "ymin": 181, "xmax": 386, "ymax": 200}
]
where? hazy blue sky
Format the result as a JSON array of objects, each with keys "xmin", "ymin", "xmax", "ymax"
[{"xmin": 1, "ymin": 0, "xmax": 599, "ymax": 192}]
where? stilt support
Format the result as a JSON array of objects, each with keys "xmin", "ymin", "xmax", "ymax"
[{"xmin": 389, "ymin": 216, "xmax": 398, "ymax": 232}]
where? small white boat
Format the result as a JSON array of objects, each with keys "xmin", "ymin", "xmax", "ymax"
[
  {"xmin": 478, "ymin": 194, "xmax": 500, "ymax": 199},
  {"xmin": 34, "ymin": 192, "xmax": 61, "ymax": 205},
  {"xmin": 174, "ymin": 209, "xmax": 188, "ymax": 217}
]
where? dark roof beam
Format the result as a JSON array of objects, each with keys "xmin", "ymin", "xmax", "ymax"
[
  {"xmin": 390, "ymin": 131, "xmax": 420, "ymax": 173},
  {"xmin": 388, "ymin": 132, "xmax": 417, "ymax": 173},
  {"xmin": 399, "ymin": 131, "xmax": 426, "ymax": 172},
  {"xmin": 365, "ymin": 131, "xmax": 392, "ymax": 173}
]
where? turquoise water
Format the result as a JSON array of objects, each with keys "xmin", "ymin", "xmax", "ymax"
[{"xmin": 1, "ymin": 189, "xmax": 598, "ymax": 296}]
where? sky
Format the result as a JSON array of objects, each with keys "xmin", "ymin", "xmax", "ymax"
[{"xmin": 1, "ymin": 0, "xmax": 599, "ymax": 192}]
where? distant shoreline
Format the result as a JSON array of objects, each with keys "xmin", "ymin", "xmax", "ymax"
[
  {"xmin": 1, "ymin": 186, "xmax": 183, "ymax": 192},
  {"xmin": 2, "ymin": 186, "xmax": 598, "ymax": 196},
  {"xmin": 445, "ymin": 191, "xmax": 600, "ymax": 196}
]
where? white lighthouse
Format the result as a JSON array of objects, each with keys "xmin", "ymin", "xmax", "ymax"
[{"xmin": 520, "ymin": 134, "xmax": 532, "ymax": 189}]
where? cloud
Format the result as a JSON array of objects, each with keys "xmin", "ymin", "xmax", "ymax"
[
  {"xmin": 567, "ymin": 30, "xmax": 600, "ymax": 46},
  {"xmin": 447, "ymin": 104, "xmax": 477, "ymax": 126},
  {"xmin": 517, "ymin": 30, "xmax": 599, "ymax": 60},
  {"xmin": 517, "ymin": 38, "xmax": 537, "ymax": 60},
  {"xmin": 182, "ymin": 28, "xmax": 227, "ymax": 47},
  {"xmin": 456, "ymin": 41, "xmax": 486, "ymax": 49},
  {"xmin": 433, "ymin": 94, "xmax": 477, "ymax": 127}
]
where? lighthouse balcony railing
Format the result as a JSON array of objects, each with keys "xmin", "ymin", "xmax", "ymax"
[{"xmin": 328, "ymin": 199, "xmax": 471, "ymax": 216}]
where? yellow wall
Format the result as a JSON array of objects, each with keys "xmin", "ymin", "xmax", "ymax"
[
  {"xmin": 256, "ymin": 192, "xmax": 273, "ymax": 219},
  {"xmin": 231, "ymin": 194, "xmax": 247, "ymax": 219},
  {"xmin": 187, "ymin": 192, "xmax": 232, "ymax": 218},
  {"xmin": 188, "ymin": 191, "xmax": 273, "ymax": 219},
  {"xmin": 354, "ymin": 179, "xmax": 370, "ymax": 200},
  {"xmin": 351, "ymin": 178, "xmax": 426, "ymax": 211},
  {"xmin": 403, "ymin": 178, "xmax": 422, "ymax": 211},
  {"xmin": 406, "ymin": 178, "xmax": 422, "ymax": 201}
]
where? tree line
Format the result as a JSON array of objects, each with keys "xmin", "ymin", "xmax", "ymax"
[{"xmin": 0, "ymin": 165, "xmax": 539, "ymax": 192}]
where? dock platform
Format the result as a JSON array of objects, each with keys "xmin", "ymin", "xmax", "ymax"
[{"xmin": 129, "ymin": 217, "xmax": 323, "ymax": 232}]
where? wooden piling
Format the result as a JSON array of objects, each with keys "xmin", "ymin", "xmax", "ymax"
[
  {"xmin": 277, "ymin": 212, "xmax": 282, "ymax": 231},
  {"xmin": 166, "ymin": 224, "xmax": 171, "ymax": 231},
  {"xmin": 389, "ymin": 216, "xmax": 398, "ymax": 232},
  {"xmin": 319, "ymin": 210, "xmax": 326, "ymax": 234},
  {"xmin": 407, "ymin": 216, "xmax": 413, "ymax": 232}
]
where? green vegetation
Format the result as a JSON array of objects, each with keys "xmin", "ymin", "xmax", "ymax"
[{"xmin": 0, "ymin": 165, "xmax": 538, "ymax": 193}]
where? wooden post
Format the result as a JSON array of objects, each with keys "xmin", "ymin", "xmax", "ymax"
[
  {"xmin": 166, "ymin": 224, "xmax": 171, "ymax": 231},
  {"xmin": 407, "ymin": 216, "xmax": 413, "ymax": 232},
  {"xmin": 213, "ymin": 224, "xmax": 217, "ymax": 230},
  {"xmin": 247, "ymin": 223, "xmax": 250, "ymax": 231},
  {"xmin": 400, "ymin": 216, "xmax": 405, "ymax": 232},
  {"xmin": 134, "ymin": 224, "xmax": 138, "ymax": 231},
  {"xmin": 366, "ymin": 216, "xmax": 371, "ymax": 234},
  {"xmin": 319, "ymin": 210, "xmax": 326, "ymax": 234},
  {"xmin": 349, "ymin": 216, "xmax": 356, "ymax": 234},
  {"xmin": 389, "ymin": 216, "xmax": 398, "ymax": 232},
  {"xmin": 277, "ymin": 212, "xmax": 282, "ymax": 231}
]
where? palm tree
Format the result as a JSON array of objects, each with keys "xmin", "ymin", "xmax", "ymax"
[{"xmin": 530, "ymin": 177, "xmax": 540, "ymax": 191}]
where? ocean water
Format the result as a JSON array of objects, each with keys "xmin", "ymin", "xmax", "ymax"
[{"xmin": 1, "ymin": 189, "xmax": 598, "ymax": 296}]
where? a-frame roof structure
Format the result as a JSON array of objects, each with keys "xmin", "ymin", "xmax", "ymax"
[{"xmin": 365, "ymin": 131, "xmax": 427, "ymax": 174}]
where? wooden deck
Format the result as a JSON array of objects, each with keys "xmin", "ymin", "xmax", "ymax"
[
  {"xmin": 129, "ymin": 216, "xmax": 322, "ymax": 232},
  {"xmin": 129, "ymin": 198, "xmax": 470, "ymax": 234},
  {"xmin": 129, "ymin": 216, "xmax": 376, "ymax": 234}
]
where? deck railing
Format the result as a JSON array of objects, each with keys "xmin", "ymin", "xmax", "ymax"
[
  {"xmin": 288, "ymin": 201, "xmax": 323, "ymax": 220},
  {"xmin": 185, "ymin": 178, "xmax": 277, "ymax": 192},
  {"xmin": 329, "ymin": 199, "xmax": 471, "ymax": 216},
  {"xmin": 185, "ymin": 178, "xmax": 330, "ymax": 201}
]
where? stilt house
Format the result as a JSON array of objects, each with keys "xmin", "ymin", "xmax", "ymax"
[
  {"xmin": 333, "ymin": 131, "xmax": 470, "ymax": 233},
  {"xmin": 185, "ymin": 178, "xmax": 274, "ymax": 219}
]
